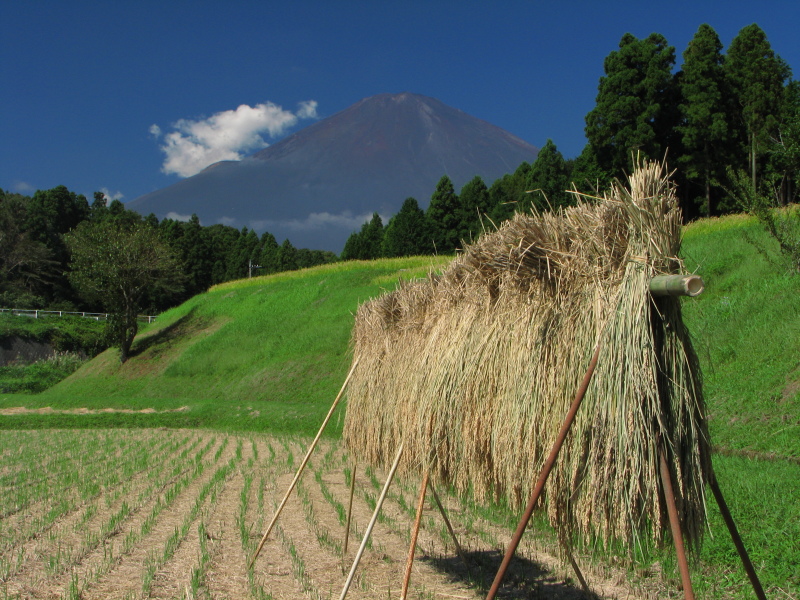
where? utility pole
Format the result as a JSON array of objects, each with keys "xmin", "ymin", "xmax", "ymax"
[{"xmin": 248, "ymin": 259, "xmax": 263, "ymax": 278}]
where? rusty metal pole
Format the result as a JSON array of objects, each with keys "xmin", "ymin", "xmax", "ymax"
[
  {"xmin": 400, "ymin": 471, "xmax": 430, "ymax": 600},
  {"xmin": 658, "ymin": 443, "xmax": 696, "ymax": 600},
  {"xmin": 708, "ymin": 472, "xmax": 767, "ymax": 600},
  {"xmin": 485, "ymin": 340, "xmax": 601, "ymax": 600}
]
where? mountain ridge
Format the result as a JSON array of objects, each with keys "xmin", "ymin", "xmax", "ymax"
[{"xmin": 129, "ymin": 93, "xmax": 539, "ymax": 251}]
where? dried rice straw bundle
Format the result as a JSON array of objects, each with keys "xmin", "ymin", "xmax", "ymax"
[{"xmin": 343, "ymin": 158, "xmax": 711, "ymax": 554}]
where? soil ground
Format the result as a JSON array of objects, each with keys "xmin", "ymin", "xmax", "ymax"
[{"xmin": 0, "ymin": 429, "xmax": 656, "ymax": 600}]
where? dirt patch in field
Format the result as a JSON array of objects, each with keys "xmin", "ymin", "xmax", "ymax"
[
  {"xmin": 0, "ymin": 405, "xmax": 190, "ymax": 415},
  {"xmin": 782, "ymin": 367, "xmax": 800, "ymax": 404},
  {"xmin": 0, "ymin": 430, "xmax": 661, "ymax": 600}
]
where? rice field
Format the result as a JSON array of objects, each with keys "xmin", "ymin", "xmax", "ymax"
[{"xmin": 0, "ymin": 429, "xmax": 645, "ymax": 600}]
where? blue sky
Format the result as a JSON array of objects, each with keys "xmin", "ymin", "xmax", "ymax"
[{"xmin": 2, "ymin": 0, "xmax": 798, "ymax": 206}]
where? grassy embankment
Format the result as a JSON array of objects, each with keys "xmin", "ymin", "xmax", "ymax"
[
  {"xmin": 0, "ymin": 213, "xmax": 797, "ymax": 596},
  {"xmin": 0, "ymin": 255, "xmax": 450, "ymax": 432},
  {"xmin": 661, "ymin": 215, "xmax": 799, "ymax": 596}
]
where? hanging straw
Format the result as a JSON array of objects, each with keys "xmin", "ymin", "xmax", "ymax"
[{"xmin": 343, "ymin": 158, "xmax": 711, "ymax": 555}]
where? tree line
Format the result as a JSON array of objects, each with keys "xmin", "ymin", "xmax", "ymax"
[
  {"xmin": 0, "ymin": 186, "xmax": 337, "ymax": 313},
  {"xmin": 343, "ymin": 23, "xmax": 799, "ymax": 260},
  {"xmin": 580, "ymin": 23, "xmax": 798, "ymax": 218},
  {"xmin": 1, "ymin": 22, "xmax": 797, "ymax": 358}
]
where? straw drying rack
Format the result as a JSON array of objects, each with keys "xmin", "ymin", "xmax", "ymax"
[{"xmin": 248, "ymin": 160, "xmax": 767, "ymax": 600}]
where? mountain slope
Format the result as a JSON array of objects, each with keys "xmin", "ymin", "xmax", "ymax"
[{"xmin": 128, "ymin": 93, "xmax": 539, "ymax": 251}]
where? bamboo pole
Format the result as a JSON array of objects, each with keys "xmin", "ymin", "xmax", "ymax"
[
  {"xmin": 485, "ymin": 340, "xmax": 601, "ymax": 600},
  {"xmin": 400, "ymin": 471, "xmax": 430, "ymax": 600},
  {"xmin": 343, "ymin": 462, "xmax": 357, "ymax": 555},
  {"xmin": 708, "ymin": 471, "xmax": 767, "ymax": 600},
  {"xmin": 248, "ymin": 359, "xmax": 359, "ymax": 569},
  {"xmin": 659, "ymin": 443, "xmax": 696, "ymax": 600},
  {"xmin": 429, "ymin": 482, "xmax": 470, "ymax": 576},
  {"xmin": 339, "ymin": 442, "xmax": 404, "ymax": 600},
  {"xmin": 649, "ymin": 275, "xmax": 704, "ymax": 297},
  {"xmin": 566, "ymin": 549, "xmax": 590, "ymax": 593}
]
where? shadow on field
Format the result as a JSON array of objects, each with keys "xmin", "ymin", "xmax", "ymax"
[
  {"xmin": 424, "ymin": 548, "xmax": 602, "ymax": 599},
  {"xmin": 128, "ymin": 309, "xmax": 197, "ymax": 358}
]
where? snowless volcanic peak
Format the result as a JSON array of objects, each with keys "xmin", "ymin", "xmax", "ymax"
[{"xmin": 130, "ymin": 92, "xmax": 539, "ymax": 252}]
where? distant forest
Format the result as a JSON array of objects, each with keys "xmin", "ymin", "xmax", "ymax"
[
  {"xmin": 346, "ymin": 23, "xmax": 799, "ymax": 257},
  {"xmin": 2, "ymin": 23, "xmax": 797, "ymax": 314}
]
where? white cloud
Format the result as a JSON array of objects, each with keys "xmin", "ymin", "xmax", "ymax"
[
  {"xmin": 296, "ymin": 100, "xmax": 318, "ymax": 119},
  {"xmin": 165, "ymin": 211, "xmax": 193, "ymax": 222},
  {"xmin": 12, "ymin": 180, "xmax": 34, "ymax": 193},
  {"xmin": 99, "ymin": 187, "xmax": 124, "ymax": 203},
  {"xmin": 153, "ymin": 100, "xmax": 318, "ymax": 178},
  {"xmin": 250, "ymin": 211, "xmax": 381, "ymax": 233}
]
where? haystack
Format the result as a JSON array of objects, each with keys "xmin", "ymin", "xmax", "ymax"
[{"xmin": 343, "ymin": 159, "xmax": 712, "ymax": 553}]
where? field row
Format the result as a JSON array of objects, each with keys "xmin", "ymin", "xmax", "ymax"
[{"xmin": 0, "ymin": 429, "xmax": 644, "ymax": 600}]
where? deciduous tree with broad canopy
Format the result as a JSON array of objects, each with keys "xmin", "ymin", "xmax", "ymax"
[{"xmin": 66, "ymin": 220, "xmax": 184, "ymax": 363}]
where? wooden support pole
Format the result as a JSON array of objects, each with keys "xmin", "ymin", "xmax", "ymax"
[
  {"xmin": 339, "ymin": 442, "xmax": 404, "ymax": 600},
  {"xmin": 708, "ymin": 472, "xmax": 767, "ymax": 600},
  {"xmin": 343, "ymin": 462, "xmax": 357, "ymax": 555},
  {"xmin": 430, "ymin": 482, "xmax": 470, "ymax": 576},
  {"xmin": 248, "ymin": 359, "xmax": 359, "ymax": 569},
  {"xmin": 485, "ymin": 340, "xmax": 601, "ymax": 600},
  {"xmin": 565, "ymin": 549, "xmax": 590, "ymax": 594},
  {"xmin": 649, "ymin": 275, "xmax": 704, "ymax": 297},
  {"xmin": 658, "ymin": 443, "xmax": 696, "ymax": 600},
  {"xmin": 401, "ymin": 471, "xmax": 430, "ymax": 600}
]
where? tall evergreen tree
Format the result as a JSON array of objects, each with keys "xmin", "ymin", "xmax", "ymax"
[
  {"xmin": 585, "ymin": 33, "xmax": 679, "ymax": 178},
  {"xmin": 381, "ymin": 198, "xmax": 434, "ymax": 257},
  {"xmin": 258, "ymin": 231, "xmax": 280, "ymax": 274},
  {"xmin": 277, "ymin": 239, "xmax": 298, "ymax": 271},
  {"xmin": 457, "ymin": 176, "xmax": 491, "ymax": 242},
  {"xmin": 569, "ymin": 143, "xmax": 611, "ymax": 193},
  {"xmin": 178, "ymin": 215, "xmax": 212, "ymax": 295},
  {"xmin": 224, "ymin": 228, "xmax": 259, "ymax": 280},
  {"xmin": 0, "ymin": 190, "xmax": 55, "ymax": 307},
  {"xmin": 526, "ymin": 139, "xmax": 572, "ymax": 210},
  {"xmin": 488, "ymin": 162, "xmax": 538, "ymax": 223},
  {"xmin": 772, "ymin": 81, "xmax": 800, "ymax": 203},
  {"xmin": 487, "ymin": 174, "xmax": 515, "ymax": 224},
  {"xmin": 340, "ymin": 231, "xmax": 363, "ymax": 261},
  {"xmin": 426, "ymin": 175, "xmax": 461, "ymax": 252},
  {"xmin": 24, "ymin": 186, "xmax": 91, "ymax": 305},
  {"xmin": 726, "ymin": 23, "xmax": 791, "ymax": 190},
  {"xmin": 341, "ymin": 213, "xmax": 384, "ymax": 260},
  {"xmin": 678, "ymin": 24, "xmax": 734, "ymax": 216},
  {"xmin": 25, "ymin": 186, "xmax": 90, "ymax": 261},
  {"xmin": 206, "ymin": 224, "xmax": 240, "ymax": 284}
]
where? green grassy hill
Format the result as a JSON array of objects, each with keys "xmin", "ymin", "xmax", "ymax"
[
  {"xmin": 1, "ymin": 213, "xmax": 798, "ymax": 596},
  {"xmin": 681, "ymin": 214, "xmax": 800, "ymax": 458},
  {"xmin": 2, "ymin": 214, "xmax": 798, "ymax": 453},
  {"xmin": 0, "ymin": 256, "xmax": 449, "ymax": 433}
]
